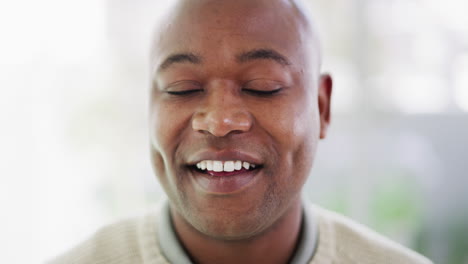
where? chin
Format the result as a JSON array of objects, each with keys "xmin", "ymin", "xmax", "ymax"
[
  {"xmin": 176, "ymin": 187, "xmax": 284, "ymax": 241},
  {"xmin": 189, "ymin": 209, "xmax": 271, "ymax": 241}
]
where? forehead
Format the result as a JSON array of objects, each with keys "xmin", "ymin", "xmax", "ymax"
[{"xmin": 152, "ymin": 0, "xmax": 313, "ymax": 70}]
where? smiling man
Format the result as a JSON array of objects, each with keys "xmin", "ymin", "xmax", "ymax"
[{"xmin": 50, "ymin": 0, "xmax": 433, "ymax": 263}]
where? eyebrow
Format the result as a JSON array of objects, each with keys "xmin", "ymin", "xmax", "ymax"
[
  {"xmin": 237, "ymin": 48, "xmax": 291, "ymax": 66},
  {"xmin": 157, "ymin": 48, "xmax": 290, "ymax": 72},
  {"xmin": 158, "ymin": 53, "xmax": 202, "ymax": 72}
]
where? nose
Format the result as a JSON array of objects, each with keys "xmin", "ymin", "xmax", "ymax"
[{"xmin": 192, "ymin": 85, "xmax": 252, "ymax": 137}]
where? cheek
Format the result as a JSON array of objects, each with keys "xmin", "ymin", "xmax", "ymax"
[
  {"xmin": 149, "ymin": 99, "xmax": 189, "ymax": 153},
  {"xmin": 288, "ymin": 94, "xmax": 320, "ymax": 168},
  {"xmin": 149, "ymin": 99, "xmax": 192, "ymax": 187},
  {"xmin": 258, "ymin": 93, "xmax": 319, "ymax": 150},
  {"xmin": 256, "ymin": 93, "xmax": 320, "ymax": 186},
  {"xmin": 149, "ymin": 100, "xmax": 200, "ymax": 213},
  {"xmin": 148, "ymin": 102, "xmax": 171, "ymax": 186}
]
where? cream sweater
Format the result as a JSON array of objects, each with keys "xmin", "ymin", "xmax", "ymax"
[{"xmin": 48, "ymin": 204, "xmax": 433, "ymax": 264}]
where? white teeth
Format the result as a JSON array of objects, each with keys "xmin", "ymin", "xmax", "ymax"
[
  {"xmin": 195, "ymin": 160, "xmax": 257, "ymax": 172},
  {"xmin": 234, "ymin": 160, "xmax": 242, "ymax": 170},
  {"xmin": 213, "ymin": 161, "xmax": 223, "ymax": 172},
  {"xmin": 224, "ymin": 161, "xmax": 235, "ymax": 172},
  {"xmin": 206, "ymin": 160, "xmax": 213, "ymax": 171}
]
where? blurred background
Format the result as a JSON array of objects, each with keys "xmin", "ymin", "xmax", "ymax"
[{"xmin": 1, "ymin": 0, "xmax": 467, "ymax": 263}]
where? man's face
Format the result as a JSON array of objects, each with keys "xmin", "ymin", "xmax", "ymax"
[{"xmin": 149, "ymin": 0, "xmax": 330, "ymax": 240}]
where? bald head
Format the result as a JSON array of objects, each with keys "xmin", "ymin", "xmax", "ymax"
[{"xmin": 151, "ymin": 0, "xmax": 322, "ymax": 79}]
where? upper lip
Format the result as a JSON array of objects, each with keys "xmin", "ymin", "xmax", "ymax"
[{"xmin": 186, "ymin": 149, "xmax": 263, "ymax": 166}]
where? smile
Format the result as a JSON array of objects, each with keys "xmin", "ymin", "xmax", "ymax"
[
  {"xmin": 195, "ymin": 160, "xmax": 257, "ymax": 172},
  {"xmin": 189, "ymin": 159, "xmax": 262, "ymax": 194}
]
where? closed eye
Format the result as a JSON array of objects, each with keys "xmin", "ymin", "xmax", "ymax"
[
  {"xmin": 166, "ymin": 90, "xmax": 203, "ymax": 96},
  {"xmin": 243, "ymin": 88, "xmax": 283, "ymax": 96}
]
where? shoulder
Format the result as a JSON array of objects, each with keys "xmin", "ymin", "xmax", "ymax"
[
  {"xmin": 309, "ymin": 204, "xmax": 433, "ymax": 264},
  {"xmin": 47, "ymin": 211, "xmax": 169, "ymax": 264}
]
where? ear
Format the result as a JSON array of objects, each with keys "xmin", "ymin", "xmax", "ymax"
[{"xmin": 318, "ymin": 74, "xmax": 332, "ymax": 139}]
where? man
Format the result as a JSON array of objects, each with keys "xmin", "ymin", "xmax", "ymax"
[{"xmin": 50, "ymin": 0, "xmax": 433, "ymax": 263}]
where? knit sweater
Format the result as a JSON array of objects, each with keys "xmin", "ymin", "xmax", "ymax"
[{"xmin": 48, "ymin": 204, "xmax": 433, "ymax": 264}]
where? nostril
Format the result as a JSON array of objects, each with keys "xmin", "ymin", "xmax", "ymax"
[{"xmin": 191, "ymin": 100, "xmax": 253, "ymax": 137}]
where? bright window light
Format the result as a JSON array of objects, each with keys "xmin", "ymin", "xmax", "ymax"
[
  {"xmin": 454, "ymin": 53, "xmax": 468, "ymax": 112},
  {"xmin": 427, "ymin": 0, "xmax": 468, "ymax": 35},
  {"xmin": 391, "ymin": 73, "xmax": 448, "ymax": 114}
]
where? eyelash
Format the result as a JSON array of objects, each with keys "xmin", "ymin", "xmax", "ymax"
[
  {"xmin": 243, "ymin": 88, "xmax": 283, "ymax": 96},
  {"xmin": 166, "ymin": 88, "xmax": 283, "ymax": 96},
  {"xmin": 166, "ymin": 90, "xmax": 202, "ymax": 96}
]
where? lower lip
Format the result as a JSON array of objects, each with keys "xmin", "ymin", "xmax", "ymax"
[{"xmin": 192, "ymin": 168, "xmax": 260, "ymax": 194}]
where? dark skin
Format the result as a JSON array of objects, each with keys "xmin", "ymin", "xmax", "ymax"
[{"xmin": 149, "ymin": 0, "xmax": 332, "ymax": 263}]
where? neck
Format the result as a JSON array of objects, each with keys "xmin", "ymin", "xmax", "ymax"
[{"xmin": 171, "ymin": 199, "xmax": 303, "ymax": 264}]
